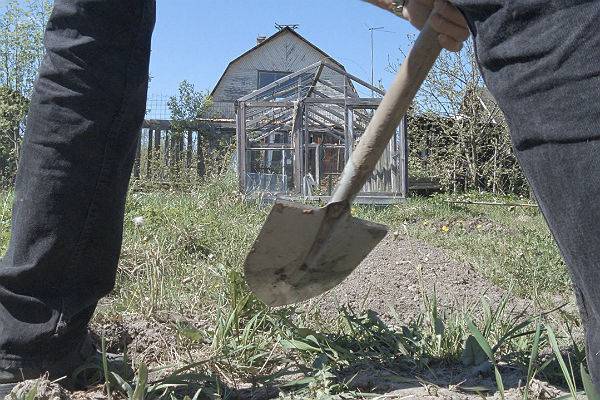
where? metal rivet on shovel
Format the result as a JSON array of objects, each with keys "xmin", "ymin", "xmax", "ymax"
[{"xmin": 245, "ymin": 20, "xmax": 443, "ymax": 306}]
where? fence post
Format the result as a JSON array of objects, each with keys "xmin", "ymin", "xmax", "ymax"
[
  {"xmin": 197, "ymin": 131, "xmax": 205, "ymax": 177},
  {"xmin": 133, "ymin": 128, "xmax": 141, "ymax": 179},
  {"xmin": 400, "ymin": 115, "xmax": 409, "ymax": 198},
  {"xmin": 236, "ymin": 102, "xmax": 246, "ymax": 192},
  {"xmin": 172, "ymin": 133, "xmax": 177, "ymax": 167},
  {"xmin": 186, "ymin": 130, "xmax": 193, "ymax": 169},
  {"xmin": 147, "ymin": 128, "xmax": 154, "ymax": 178},
  {"xmin": 154, "ymin": 128, "xmax": 161, "ymax": 163},
  {"xmin": 163, "ymin": 131, "xmax": 170, "ymax": 169},
  {"xmin": 178, "ymin": 131, "xmax": 184, "ymax": 166}
]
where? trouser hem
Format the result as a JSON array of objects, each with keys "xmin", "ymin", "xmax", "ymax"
[{"xmin": 0, "ymin": 334, "xmax": 95, "ymax": 370}]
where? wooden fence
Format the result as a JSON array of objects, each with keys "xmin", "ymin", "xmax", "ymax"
[{"xmin": 133, "ymin": 119, "xmax": 234, "ymax": 180}]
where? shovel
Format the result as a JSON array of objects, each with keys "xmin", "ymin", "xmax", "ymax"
[{"xmin": 245, "ymin": 20, "xmax": 442, "ymax": 306}]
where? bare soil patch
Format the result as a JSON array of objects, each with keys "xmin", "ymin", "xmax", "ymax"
[{"xmin": 311, "ymin": 234, "xmax": 528, "ymax": 324}]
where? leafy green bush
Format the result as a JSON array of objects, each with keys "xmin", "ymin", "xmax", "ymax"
[{"xmin": 0, "ymin": 87, "xmax": 28, "ymax": 186}]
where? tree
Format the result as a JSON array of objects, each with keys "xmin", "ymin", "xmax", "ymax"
[
  {"xmin": 393, "ymin": 41, "xmax": 528, "ymax": 194},
  {"xmin": 0, "ymin": 86, "xmax": 27, "ymax": 183},
  {"xmin": 168, "ymin": 81, "xmax": 213, "ymax": 129},
  {"xmin": 167, "ymin": 80, "xmax": 214, "ymax": 179},
  {"xmin": 0, "ymin": 0, "xmax": 51, "ymax": 185},
  {"xmin": 0, "ymin": 0, "xmax": 50, "ymax": 95}
]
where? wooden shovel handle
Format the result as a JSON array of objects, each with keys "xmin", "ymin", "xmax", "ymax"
[{"xmin": 330, "ymin": 20, "xmax": 442, "ymax": 204}]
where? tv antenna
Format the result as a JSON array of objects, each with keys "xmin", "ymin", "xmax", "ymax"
[
  {"xmin": 275, "ymin": 23, "xmax": 300, "ymax": 31},
  {"xmin": 366, "ymin": 25, "xmax": 395, "ymax": 96},
  {"xmin": 368, "ymin": 26, "xmax": 384, "ymax": 96}
]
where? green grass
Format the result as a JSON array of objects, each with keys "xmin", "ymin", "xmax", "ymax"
[
  {"xmin": 111, "ymin": 174, "xmax": 266, "ymax": 317},
  {"xmin": 0, "ymin": 190, "xmax": 11, "ymax": 253},
  {"xmin": 0, "ymin": 186, "xmax": 569, "ymax": 301},
  {"xmin": 0, "ymin": 176, "xmax": 589, "ymax": 399}
]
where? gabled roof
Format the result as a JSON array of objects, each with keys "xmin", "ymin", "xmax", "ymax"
[{"xmin": 210, "ymin": 27, "xmax": 346, "ymax": 97}]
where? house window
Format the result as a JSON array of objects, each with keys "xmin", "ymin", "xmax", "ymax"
[{"xmin": 257, "ymin": 70, "xmax": 290, "ymax": 89}]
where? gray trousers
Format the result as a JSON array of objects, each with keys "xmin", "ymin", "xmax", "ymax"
[{"xmin": 455, "ymin": 0, "xmax": 600, "ymax": 381}]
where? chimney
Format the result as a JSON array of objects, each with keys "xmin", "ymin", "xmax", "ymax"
[{"xmin": 256, "ymin": 36, "xmax": 267, "ymax": 45}]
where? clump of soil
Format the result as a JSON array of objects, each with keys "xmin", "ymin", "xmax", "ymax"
[
  {"xmin": 6, "ymin": 376, "xmax": 70, "ymax": 400},
  {"xmin": 92, "ymin": 316, "xmax": 171, "ymax": 363},
  {"xmin": 311, "ymin": 234, "xmax": 528, "ymax": 324},
  {"xmin": 91, "ymin": 312, "xmax": 211, "ymax": 369}
]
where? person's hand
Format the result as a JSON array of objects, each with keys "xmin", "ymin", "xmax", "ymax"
[{"xmin": 365, "ymin": 0, "xmax": 470, "ymax": 52}]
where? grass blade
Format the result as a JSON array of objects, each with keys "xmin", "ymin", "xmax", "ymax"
[
  {"xmin": 546, "ymin": 326, "xmax": 577, "ymax": 397},
  {"xmin": 523, "ymin": 320, "xmax": 542, "ymax": 400},
  {"xmin": 24, "ymin": 382, "xmax": 38, "ymax": 400},
  {"xmin": 467, "ymin": 320, "xmax": 494, "ymax": 360},
  {"xmin": 132, "ymin": 363, "xmax": 148, "ymax": 400},
  {"xmin": 110, "ymin": 372, "xmax": 134, "ymax": 398},
  {"xmin": 467, "ymin": 320, "xmax": 505, "ymax": 400},
  {"xmin": 581, "ymin": 363, "xmax": 600, "ymax": 400},
  {"xmin": 101, "ymin": 337, "xmax": 112, "ymax": 400}
]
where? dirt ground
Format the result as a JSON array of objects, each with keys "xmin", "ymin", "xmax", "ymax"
[
  {"xmin": 5, "ymin": 235, "xmax": 576, "ymax": 400},
  {"xmin": 311, "ymin": 234, "xmax": 529, "ymax": 324}
]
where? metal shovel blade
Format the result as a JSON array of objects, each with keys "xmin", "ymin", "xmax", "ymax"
[{"xmin": 245, "ymin": 200, "xmax": 387, "ymax": 306}]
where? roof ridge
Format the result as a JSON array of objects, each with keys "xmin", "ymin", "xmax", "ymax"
[{"xmin": 210, "ymin": 28, "xmax": 345, "ymax": 97}]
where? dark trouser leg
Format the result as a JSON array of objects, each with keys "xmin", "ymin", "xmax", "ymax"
[
  {"xmin": 0, "ymin": 0, "xmax": 155, "ymax": 372},
  {"xmin": 515, "ymin": 143, "xmax": 600, "ymax": 380},
  {"xmin": 454, "ymin": 0, "xmax": 600, "ymax": 386}
]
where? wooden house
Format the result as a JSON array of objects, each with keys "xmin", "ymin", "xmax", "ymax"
[{"xmin": 209, "ymin": 26, "xmax": 348, "ymax": 122}]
